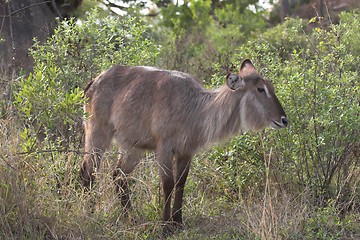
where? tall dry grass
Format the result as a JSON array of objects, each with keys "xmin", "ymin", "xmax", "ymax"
[{"xmin": 1, "ymin": 112, "xmax": 359, "ymax": 239}]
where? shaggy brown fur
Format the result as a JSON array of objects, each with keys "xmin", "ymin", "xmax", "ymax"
[{"xmin": 80, "ymin": 59, "xmax": 287, "ymax": 235}]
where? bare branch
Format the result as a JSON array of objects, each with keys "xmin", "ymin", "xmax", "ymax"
[
  {"xmin": 0, "ymin": 1, "xmax": 51, "ymax": 18},
  {"xmin": 103, "ymin": 0, "xmax": 129, "ymax": 11},
  {"xmin": 51, "ymin": 0, "xmax": 63, "ymax": 19},
  {"xmin": 0, "ymin": 154, "xmax": 17, "ymax": 171},
  {"xmin": 16, "ymin": 148, "xmax": 87, "ymax": 155}
]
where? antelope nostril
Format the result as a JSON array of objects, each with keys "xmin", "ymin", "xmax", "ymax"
[{"xmin": 281, "ymin": 116, "xmax": 288, "ymax": 126}]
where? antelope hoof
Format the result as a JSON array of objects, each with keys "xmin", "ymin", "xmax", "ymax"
[{"xmin": 79, "ymin": 169, "xmax": 94, "ymax": 190}]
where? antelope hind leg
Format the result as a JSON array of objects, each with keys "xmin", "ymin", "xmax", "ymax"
[
  {"xmin": 80, "ymin": 120, "xmax": 113, "ymax": 189},
  {"xmin": 113, "ymin": 149, "xmax": 142, "ymax": 213}
]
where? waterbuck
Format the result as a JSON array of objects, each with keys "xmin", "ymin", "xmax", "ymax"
[{"xmin": 80, "ymin": 59, "xmax": 287, "ymax": 234}]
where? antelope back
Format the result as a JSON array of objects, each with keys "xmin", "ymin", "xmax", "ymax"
[
  {"xmin": 84, "ymin": 66, "xmax": 205, "ymax": 154},
  {"xmin": 84, "ymin": 61, "xmax": 287, "ymax": 156}
]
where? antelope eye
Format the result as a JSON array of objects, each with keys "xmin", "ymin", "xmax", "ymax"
[{"xmin": 257, "ymin": 87, "xmax": 265, "ymax": 93}]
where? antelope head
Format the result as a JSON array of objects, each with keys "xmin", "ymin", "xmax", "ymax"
[{"xmin": 226, "ymin": 59, "xmax": 288, "ymax": 131}]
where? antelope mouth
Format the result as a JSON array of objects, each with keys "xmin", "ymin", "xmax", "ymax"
[{"xmin": 271, "ymin": 119, "xmax": 287, "ymax": 129}]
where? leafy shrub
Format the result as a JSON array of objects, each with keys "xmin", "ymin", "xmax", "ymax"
[
  {"xmin": 185, "ymin": 12, "xmax": 359, "ymax": 239},
  {"xmin": 10, "ymin": 13, "xmax": 162, "ymax": 229},
  {"xmin": 219, "ymin": 11, "xmax": 360, "ymax": 207},
  {"xmin": 14, "ymin": 8, "xmax": 161, "ymax": 151},
  {"xmin": 303, "ymin": 203, "xmax": 344, "ymax": 240},
  {"xmin": 4, "ymin": 6, "xmax": 359, "ymax": 240},
  {"xmin": 158, "ymin": 0, "xmax": 267, "ymax": 81},
  {"xmin": 192, "ymin": 134, "xmax": 265, "ymax": 200}
]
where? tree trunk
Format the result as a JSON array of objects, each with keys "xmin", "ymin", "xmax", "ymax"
[
  {"xmin": 280, "ymin": 0, "xmax": 290, "ymax": 20},
  {"xmin": 318, "ymin": 0, "xmax": 324, "ymax": 17},
  {"xmin": 0, "ymin": 0, "xmax": 58, "ymax": 73},
  {"xmin": 0, "ymin": 0, "xmax": 81, "ymax": 73}
]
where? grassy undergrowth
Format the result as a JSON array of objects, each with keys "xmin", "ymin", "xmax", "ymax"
[
  {"xmin": 1, "ymin": 117, "xmax": 359, "ymax": 239},
  {"xmin": 1, "ymin": 9, "xmax": 360, "ymax": 240}
]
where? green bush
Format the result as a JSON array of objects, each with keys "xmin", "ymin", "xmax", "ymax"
[
  {"xmin": 157, "ymin": 0, "xmax": 267, "ymax": 81},
  {"xmin": 185, "ymin": 12, "xmax": 359, "ymax": 239},
  {"xmin": 3, "ymin": 10, "xmax": 162, "ymax": 239},
  {"xmin": 3, "ymin": 6, "xmax": 359, "ymax": 239},
  {"xmin": 211, "ymin": 11, "xmax": 360, "ymax": 206},
  {"xmin": 14, "ymin": 8, "xmax": 161, "ymax": 151}
]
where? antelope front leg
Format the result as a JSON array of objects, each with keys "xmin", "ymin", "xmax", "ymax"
[
  {"xmin": 172, "ymin": 155, "xmax": 191, "ymax": 227},
  {"xmin": 156, "ymin": 147, "xmax": 175, "ymax": 235}
]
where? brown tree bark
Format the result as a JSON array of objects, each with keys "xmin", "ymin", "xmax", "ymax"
[
  {"xmin": 0, "ymin": 0, "xmax": 81, "ymax": 73},
  {"xmin": 280, "ymin": 0, "xmax": 290, "ymax": 20}
]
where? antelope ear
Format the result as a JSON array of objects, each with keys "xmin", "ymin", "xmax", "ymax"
[
  {"xmin": 240, "ymin": 59, "xmax": 257, "ymax": 76},
  {"xmin": 226, "ymin": 73, "xmax": 244, "ymax": 90}
]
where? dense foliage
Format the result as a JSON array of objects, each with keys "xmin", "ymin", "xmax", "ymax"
[
  {"xmin": 194, "ymin": 11, "xmax": 360, "ymax": 238},
  {"xmin": 14, "ymin": 9, "xmax": 160, "ymax": 152},
  {"xmin": 154, "ymin": 0, "xmax": 268, "ymax": 81},
  {"xmin": 258, "ymin": 12, "xmax": 359, "ymax": 203},
  {"xmin": 204, "ymin": 11, "xmax": 360, "ymax": 203},
  {"xmin": 0, "ymin": 5, "xmax": 359, "ymax": 240}
]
